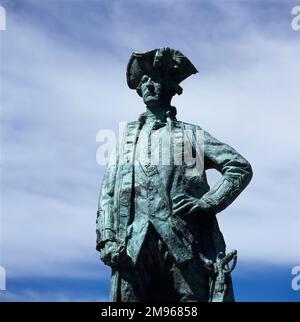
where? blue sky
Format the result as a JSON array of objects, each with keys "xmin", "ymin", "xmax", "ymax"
[{"xmin": 0, "ymin": 0, "xmax": 299, "ymax": 301}]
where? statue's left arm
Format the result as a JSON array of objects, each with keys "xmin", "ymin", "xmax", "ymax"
[{"xmin": 200, "ymin": 131, "xmax": 253, "ymax": 214}]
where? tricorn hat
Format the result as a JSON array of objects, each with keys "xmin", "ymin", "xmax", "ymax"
[{"xmin": 126, "ymin": 47, "xmax": 198, "ymax": 91}]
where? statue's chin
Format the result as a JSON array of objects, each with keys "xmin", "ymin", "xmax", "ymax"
[{"xmin": 143, "ymin": 96, "xmax": 160, "ymax": 108}]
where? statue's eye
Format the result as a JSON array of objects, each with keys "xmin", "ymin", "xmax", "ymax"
[{"xmin": 141, "ymin": 75, "xmax": 149, "ymax": 83}]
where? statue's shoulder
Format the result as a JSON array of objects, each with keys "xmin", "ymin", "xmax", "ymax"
[
  {"xmin": 119, "ymin": 121, "xmax": 140, "ymax": 135},
  {"xmin": 125, "ymin": 120, "xmax": 140, "ymax": 128},
  {"xmin": 175, "ymin": 120, "xmax": 204, "ymax": 131},
  {"xmin": 127, "ymin": 120, "xmax": 140, "ymax": 126}
]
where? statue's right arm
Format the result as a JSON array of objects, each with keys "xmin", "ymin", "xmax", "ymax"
[
  {"xmin": 96, "ymin": 166, "xmax": 118, "ymax": 252},
  {"xmin": 96, "ymin": 139, "xmax": 119, "ymax": 253},
  {"xmin": 96, "ymin": 140, "xmax": 132, "ymax": 268}
]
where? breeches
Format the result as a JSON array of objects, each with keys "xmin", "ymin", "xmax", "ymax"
[{"xmin": 110, "ymin": 224, "xmax": 209, "ymax": 302}]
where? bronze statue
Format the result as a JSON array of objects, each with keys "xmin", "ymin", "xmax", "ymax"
[{"xmin": 96, "ymin": 47, "xmax": 252, "ymax": 302}]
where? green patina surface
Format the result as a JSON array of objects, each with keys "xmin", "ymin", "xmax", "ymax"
[{"xmin": 96, "ymin": 48, "xmax": 253, "ymax": 302}]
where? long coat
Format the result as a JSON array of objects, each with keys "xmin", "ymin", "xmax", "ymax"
[{"xmin": 96, "ymin": 118, "xmax": 253, "ymax": 301}]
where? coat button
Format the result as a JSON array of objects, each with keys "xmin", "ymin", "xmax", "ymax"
[{"xmin": 120, "ymin": 199, "xmax": 129, "ymax": 206}]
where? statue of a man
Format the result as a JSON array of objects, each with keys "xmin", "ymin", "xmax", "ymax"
[{"xmin": 96, "ymin": 48, "xmax": 253, "ymax": 302}]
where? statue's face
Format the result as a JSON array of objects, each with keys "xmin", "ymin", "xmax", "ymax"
[{"xmin": 138, "ymin": 75, "xmax": 165, "ymax": 108}]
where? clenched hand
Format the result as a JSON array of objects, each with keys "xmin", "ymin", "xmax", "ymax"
[{"xmin": 100, "ymin": 240, "xmax": 130, "ymax": 268}]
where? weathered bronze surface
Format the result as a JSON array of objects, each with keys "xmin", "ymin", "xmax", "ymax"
[{"xmin": 96, "ymin": 47, "xmax": 253, "ymax": 302}]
